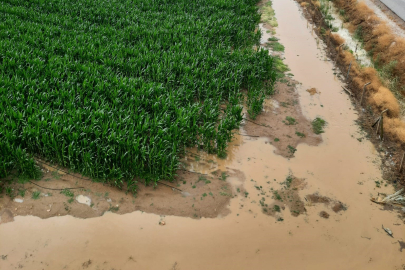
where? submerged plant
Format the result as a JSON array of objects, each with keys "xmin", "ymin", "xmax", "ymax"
[{"xmin": 312, "ymin": 118, "xmax": 327, "ymax": 134}]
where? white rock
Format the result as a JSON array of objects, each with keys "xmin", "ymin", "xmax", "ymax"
[
  {"xmin": 13, "ymin": 198, "xmax": 24, "ymax": 203},
  {"xmin": 76, "ymin": 195, "xmax": 91, "ymax": 206}
]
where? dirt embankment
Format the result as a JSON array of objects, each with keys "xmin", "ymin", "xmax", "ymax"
[
  {"xmin": 296, "ymin": 0, "xmax": 405, "ymax": 189},
  {"xmin": 0, "ymin": 166, "xmax": 245, "ymax": 222},
  {"xmin": 367, "ymin": 0, "xmax": 405, "ymax": 33}
]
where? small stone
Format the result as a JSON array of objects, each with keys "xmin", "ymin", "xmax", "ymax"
[
  {"xmin": 13, "ymin": 198, "xmax": 24, "ymax": 203},
  {"xmin": 76, "ymin": 195, "xmax": 91, "ymax": 206},
  {"xmin": 159, "ymin": 221, "xmax": 166, "ymax": 226},
  {"xmin": 47, "ymin": 209, "xmax": 51, "ymax": 212},
  {"xmin": 107, "ymin": 198, "xmax": 112, "ymax": 203}
]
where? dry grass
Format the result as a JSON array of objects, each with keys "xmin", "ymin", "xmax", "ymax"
[
  {"xmin": 330, "ymin": 33, "xmax": 345, "ymax": 45},
  {"xmin": 355, "ymin": 2, "xmax": 374, "ymax": 20},
  {"xmin": 369, "ymin": 87, "xmax": 400, "ymax": 118},
  {"xmin": 385, "ymin": 118, "xmax": 405, "ymax": 142}
]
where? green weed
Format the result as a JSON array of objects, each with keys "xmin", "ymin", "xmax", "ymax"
[
  {"xmin": 32, "ymin": 191, "xmax": 41, "ymax": 200},
  {"xmin": 295, "ymin": 131, "xmax": 305, "ymax": 138},
  {"xmin": 284, "ymin": 116, "xmax": 296, "ymax": 125},
  {"xmin": 312, "ymin": 117, "xmax": 326, "ymax": 134},
  {"xmin": 60, "ymin": 189, "xmax": 74, "ymax": 197}
]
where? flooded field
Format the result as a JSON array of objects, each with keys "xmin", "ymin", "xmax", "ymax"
[{"xmin": 0, "ymin": 0, "xmax": 404, "ymax": 269}]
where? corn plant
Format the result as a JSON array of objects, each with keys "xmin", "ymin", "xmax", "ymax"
[{"xmin": 0, "ymin": 0, "xmax": 276, "ymax": 191}]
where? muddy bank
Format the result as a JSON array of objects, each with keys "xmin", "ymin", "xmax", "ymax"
[
  {"xmin": 244, "ymin": 78, "xmax": 322, "ymax": 158},
  {"xmin": 0, "ymin": 166, "xmax": 242, "ymax": 221}
]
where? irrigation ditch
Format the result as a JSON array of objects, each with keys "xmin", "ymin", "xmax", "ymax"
[{"xmin": 293, "ymin": 0, "xmax": 405, "ymax": 191}]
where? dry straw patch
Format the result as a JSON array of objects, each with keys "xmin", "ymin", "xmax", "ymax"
[{"xmin": 369, "ymin": 87, "xmax": 400, "ymax": 118}]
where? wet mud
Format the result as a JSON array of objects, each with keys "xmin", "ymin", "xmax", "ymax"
[
  {"xmin": 0, "ymin": 167, "xmax": 239, "ymax": 220},
  {"xmin": 244, "ymin": 78, "xmax": 322, "ymax": 158}
]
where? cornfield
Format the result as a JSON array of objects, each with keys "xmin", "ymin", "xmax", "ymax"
[{"xmin": 0, "ymin": 0, "xmax": 276, "ymax": 190}]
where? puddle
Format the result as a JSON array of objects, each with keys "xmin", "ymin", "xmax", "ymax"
[{"xmin": 0, "ymin": 0, "xmax": 404, "ymax": 269}]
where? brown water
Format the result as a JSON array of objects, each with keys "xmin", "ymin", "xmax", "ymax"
[{"xmin": 1, "ymin": 0, "xmax": 404, "ymax": 269}]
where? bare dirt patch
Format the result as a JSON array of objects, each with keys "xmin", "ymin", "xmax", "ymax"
[
  {"xmin": 320, "ymin": 211, "xmax": 330, "ymax": 219},
  {"xmin": 332, "ymin": 202, "xmax": 346, "ymax": 213},
  {"xmin": 305, "ymin": 192, "xmax": 347, "ymax": 213},
  {"xmin": 0, "ymin": 164, "xmax": 244, "ymax": 221},
  {"xmin": 399, "ymin": 240, "xmax": 405, "ymax": 252},
  {"xmin": 0, "ymin": 209, "xmax": 13, "ymax": 225},
  {"xmin": 244, "ymin": 78, "xmax": 322, "ymax": 158},
  {"xmin": 307, "ymin": 193, "xmax": 331, "ymax": 204},
  {"xmin": 82, "ymin": 260, "xmax": 92, "ymax": 268}
]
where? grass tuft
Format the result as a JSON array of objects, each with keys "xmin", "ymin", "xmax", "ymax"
[{"xmin": 312, "ymin": 117, "xmax": 326, "ymax": 134}]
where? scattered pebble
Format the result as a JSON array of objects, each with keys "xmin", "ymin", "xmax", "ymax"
[
  {"xmin": 13, "ymin": 198, "xmax": 23, "ymax": 203},
  {"xmin": 159, "ymin": 221, "xmax": 166, "ymax": 226}
]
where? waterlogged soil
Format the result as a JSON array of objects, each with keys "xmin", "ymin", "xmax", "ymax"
[
  {"xmin": 244, "ymin": 77, "xmax": 322, "ymax": 158},
  {"xmin": 263, "ymin": 176, "xmax": 307, "ymax": 218},
  {"xmin": 0, "ymin": 167, "xmax": 238, "ymax": 221},
  {"xmin": 1, "ymin": 0, "xmax": 405, "ymax": 269}
]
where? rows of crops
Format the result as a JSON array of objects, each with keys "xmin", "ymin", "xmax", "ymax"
[{"xmin": 0, "ymin": 0, "xmax": 276, "ymax": 190}]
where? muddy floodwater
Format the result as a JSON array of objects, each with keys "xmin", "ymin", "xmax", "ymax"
[{"xmin": 1, "ymin": 0, "xmax": 404, "ymax": 269}]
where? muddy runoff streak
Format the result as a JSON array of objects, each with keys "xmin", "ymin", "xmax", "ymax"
[{"xmin": 1, "ymin": 0, "xmax": 404, "ymax": 269}]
